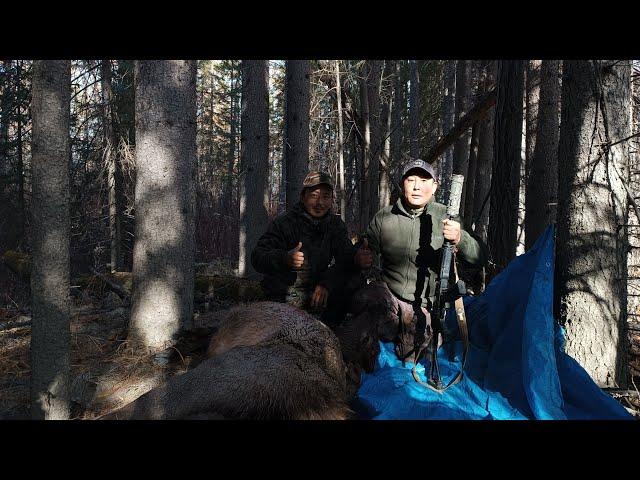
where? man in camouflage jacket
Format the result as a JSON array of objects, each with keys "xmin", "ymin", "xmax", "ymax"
[{"xmin": 251, "ymin": 171, "xmax": 371, "ymax": 327}]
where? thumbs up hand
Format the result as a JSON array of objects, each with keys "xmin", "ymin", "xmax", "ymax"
[
  {"xmin": 287, "ymin": 241, "xmax": 305, "ymax": 269},
  {"xmin": 355, "ymin": 237, "xmax": 374, "ymax": 269}
]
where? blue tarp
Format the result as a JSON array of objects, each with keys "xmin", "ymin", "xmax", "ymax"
[{"xmin": 355, "ymin": 226, "xmax": 633, "ymax": 420}]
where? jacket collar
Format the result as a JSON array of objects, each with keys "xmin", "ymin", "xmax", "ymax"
[
  {"xmin": 292, "ymin": 202, "xmax": 332, "ymax": 227},
  {"xmin": 396, "ymin": 197, "xmax": 435, "ymax": 218}
]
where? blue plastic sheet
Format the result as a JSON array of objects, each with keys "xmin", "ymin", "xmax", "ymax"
[{"xmin": 355, "ymin": 226, "xmax": 633, "ymax": 420}]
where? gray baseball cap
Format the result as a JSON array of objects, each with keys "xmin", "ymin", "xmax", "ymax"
[{"xmin": 400, "ymin": 158, "xmax": 438, "ymax": 182}]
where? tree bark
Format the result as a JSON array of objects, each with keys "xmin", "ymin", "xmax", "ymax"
[
  {"xmin": 464, "ymin": 121, "xmax": 480, "ymax": 230},
  {"xmin": 409, "ymin": 60, "xmax": 420, "ymax": 159},
  {"xmin": 112, "ymin": 60, "xmax": 136, "ymax": 269},
  {"xmin": 0, "ymin": 60, "xmax": 9, "ymax": 183},
  {"xmin": 16, "ymin": 61, "xmax": 25, "ymax": 243},
  {"xmin": 452, "ymin": 60, "xmax": 471, "ymax": 202},
  {"xmin": 283, "ymin": 60, "xmax": 310, "ymax": 210},
  {"xmin": 525, "ymin": 60, "xmax": 561, "ymax": 249},
  {"xmin": 238, "ymin": 60, "xmax": 270, "ymax": 278},
  {"xmin": 391, "ymin": 60, "xmax": 405, "ymax": 181},
  {"xmin": 366, "ymin": 60, "xmax": 383, "ymax": 213},
  {"xmin": 379, "ymin": 61, "xmax": 392, "ymax": 210},
  {"xmin": 335, "ymin": 61, "xmax": 346, "ymax": 221},
  {"xmin": 525, "ymin": 60, "xmax": 541, "ymax": 173},
  {"xmin": 130, "ymin": 60, "xmax": 197, "ymax": 351},
  {"xmin": 359, "ymin": 63, "xmax": 371, "ymax": 231},
  {"xmin": 556, "ymin": 60, "xmax": 631, "ymax": 388},
  {"xmin": 101, "ymin": 59, "xmax": 123, "ymax": 272},
  {"xmin": 439, "ymin": 60, "xmax": 456, "ymax": 203},
  {"xmin": 226, "ymin": 61, "xmax": 239, "ymax": 255},
  {"xmin": 472, "ymin": 61, "xmax": 496, "ymax": 243},
  {"xmin": 488, "ymin": 60, "xmax": 524, "ymax": 272},
  {"xmin": 30, "ymin": 60, "xmax": 71, "ymax": 420},
  {"xmin": 473, "ymin": 111, "xmax": 494, "ymax": 243}
]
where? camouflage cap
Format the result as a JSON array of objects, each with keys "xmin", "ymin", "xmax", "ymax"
[
  {"xmin": 302, "ymin": 171, "xmax": 334, "ymax": 190},
  {"xmin": 400, "ymin": 158, "xmax": 438, "ymax": 183}
]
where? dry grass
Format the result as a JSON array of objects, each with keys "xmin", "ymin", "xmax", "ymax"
[{"xmin": 0, "ymin": 303, "xmax": 183, "ymax": 420}]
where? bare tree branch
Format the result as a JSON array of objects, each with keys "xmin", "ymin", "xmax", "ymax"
[{"xmin": 424, "ymin": 87, "xmax": 497, "ymax": 164}]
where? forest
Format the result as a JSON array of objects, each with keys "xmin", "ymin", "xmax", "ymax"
[{"xmin": 0, "ymin": 59, "xmax": 638, "ymax": 420}]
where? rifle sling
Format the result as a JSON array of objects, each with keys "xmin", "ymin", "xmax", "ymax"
[{"xmin": 411, "ymin": 251, "xmax": 469, "ymax": 393}]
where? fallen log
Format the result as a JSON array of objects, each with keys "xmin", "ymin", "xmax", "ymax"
[
  {"xmin": 89, "ymin": 268, "xmax": 131, "ymax": 301},
  {"xmin": 603, "ymin": 388, "xmax": 640, "ymax": 399},
  {"xmin": 0, "ymin": 316, "xmax": 31, "ymax": 332},
  {"xmin": 194, "ymin": 275, "xmax": 265, "ymax": 301},
  {"xmin": 3, "ymin": 251, "xmax": 265, "ymax": 303}
]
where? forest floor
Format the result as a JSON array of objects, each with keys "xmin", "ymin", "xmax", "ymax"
[
  {"xmin": 0, "ymin": 263, "xmax": 235, "ymax": 420},
  {"xmin": 1, "ymin": 262, "xmax": 639, "ymax": 420}
]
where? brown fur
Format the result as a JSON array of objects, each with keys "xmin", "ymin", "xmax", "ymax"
[
  {"xmin": 205, "ymin": 302, "xmax": 310, "ymax": 358},
  {"xmin": 103, "ymin": 302, "xmax": 352, "ymax": 420},
  {"xmin": 345, "ymin": 282, "xmax": 428, "ymax": 363}
]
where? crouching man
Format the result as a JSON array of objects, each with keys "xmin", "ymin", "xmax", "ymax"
[{"xmin": 251, "ymin": 171, "xmax": 371, "ymax": 328}]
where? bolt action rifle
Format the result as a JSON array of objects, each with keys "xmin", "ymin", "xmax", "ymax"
[{"xmin": 412, "ymin": 174, "xmax": 469, "ymax": 392}]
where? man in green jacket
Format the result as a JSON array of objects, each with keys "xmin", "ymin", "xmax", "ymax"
[
  {"xmin": 251, "ymin": 171, "xmax": 372, "ymax": 327},
  {"xmin": 358, "ymin": 158, "xmax": 487, "ymax": 360}
]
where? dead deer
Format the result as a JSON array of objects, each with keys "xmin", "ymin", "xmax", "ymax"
[
  {"xmin": 342, "ymin": 281, "xmax": 428, "ymax": 365},
  {"xmin": 102, "ymin": 302, "xmax": 352, "ymax": 420}
]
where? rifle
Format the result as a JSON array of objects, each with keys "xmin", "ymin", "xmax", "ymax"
[{"xmin": 412, "ymin": 174, "xmax": 469, "ymax": 392}]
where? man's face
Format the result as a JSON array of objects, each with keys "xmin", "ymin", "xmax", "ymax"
[
  {"xmin": 402, "ymin": 169, "xmax": 438, "ymax": 208},
  {"xmin": 302, "ymin": 185, "xmax": 333, "ymax": 218}
]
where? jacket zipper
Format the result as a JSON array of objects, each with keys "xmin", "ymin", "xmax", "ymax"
[{"xmin": 402, "ymin": 213, "xmax": 417, "ymax": 297}]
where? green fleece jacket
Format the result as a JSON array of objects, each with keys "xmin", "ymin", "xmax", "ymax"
[{"xmin": 365, "ymin": 198, "xmax": 487, "ymax": 307}]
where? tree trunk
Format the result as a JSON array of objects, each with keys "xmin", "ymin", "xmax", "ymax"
[
  {"xmin": 409, "ymin": 60, "xmax": 420, "ymax": 159},
  {"xmin": 359, "ymin": 63, "xmax": 371, "ymax": 231},
  {"xmin": 112, "ymin": 60, "xmax": 136, "ymax": 269},
  {"xmin": 461, "ymin": 61, "xmax": 481, "ymax": 217},
  {"xmin": 283, "ymin": 60, "xmax": 310, "ymax": 210},
  {"xmin": 130, "ymin": 60, "xmax": 197, "ymax": 351},
  {"xmin": 464, "ymin": 121, "xmax": 480, "ymax": 230},
  {"xmin": 335, "ymin": 61, "xmax": 346, "ymax": 221},
  {"xmin": 471, "ymin": 62, "xmax": 495, "ymax": 243},
  {"xmin": 350, "ymin": 128, "xmax": 359, "ymax": 229},
  {"xmin": 238, "ymin": 60, "xmax": 270, "ymax": 278},
  {"xmin": 379, "ymin": 61, "xmax": 392, "ymax": 210},
  {"xmin": 439, "ymin": 60, "xmax": 456, "ymax": 203},
  {"xmin": 366, "ymin": 60, "xmax": 383, "ymax": 213},
  {"xmin": 488, "ymin": 60, "xmax": 524, "ymax": 271},
  {"xmin": 525, "ymin": 60, "xmax": 541, "ymax": 173},
  {"xmin": 473, "ymin": 112, "xmax": 494, "ymax": 243},
  {"xmin": 391, "ymin": 60, "xmax": 405, "ymax": 188},
  {"xmin": 226, "ymin": 61, "xmax": 239, "ymax": 258},
  {"xmin": 0, "ymin": 60, "xmax": 9, "ymax": 183},
  {"xmin": 556, "ymin": 60, "xmax": 631, "ymax": 387},
  {"xmin": 525, "ymin": 60, "xmax": 561, "ymax": 249},
  {"xmin": 16, "ymin": 61, "xmax": 25, "ymax": 243},
  {"xmin": 101, "ymin": 59, "xmax": 123, "ymax": 272},
  {"xmin": 516, "ymin": 60, "xmax": 541, "ymax": 254},
  {"xmin": 452, "ymin": 60, "xmax": 471, "ymax": 210},
  {"xmin": 30, "ymin": 60, "xmax": 71, "ymax": 420}
]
